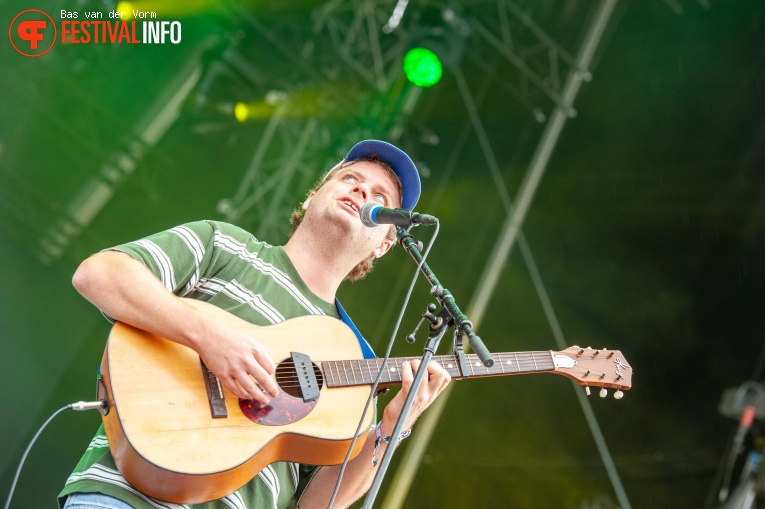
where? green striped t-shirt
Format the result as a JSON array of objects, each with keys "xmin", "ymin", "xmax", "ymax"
[{"xmin": 59, "ymin": 220, "xmax": 344, "ymax": 509}]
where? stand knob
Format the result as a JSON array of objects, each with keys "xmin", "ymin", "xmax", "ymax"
[{"xmin": 423, "ymin": 304, "xmax": 439, "ymax": 326}]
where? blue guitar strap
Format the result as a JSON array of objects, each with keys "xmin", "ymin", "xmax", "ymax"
[{"xmin": 335, "ymin": 299, "xmax": 376, "ymax": 359}]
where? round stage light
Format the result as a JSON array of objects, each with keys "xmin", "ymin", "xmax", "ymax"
[
  {"xmin": 403, "ymin": 48, "xmax": 442, "ymax": 88},
  {"xmin": 234, "ymin": 102, "xmax": 249, "ymax": 123}
]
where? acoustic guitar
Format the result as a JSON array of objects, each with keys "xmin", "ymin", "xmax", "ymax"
[{"xmin": 98, "ymin": 316, "xmax": 632, "ymax": 503}]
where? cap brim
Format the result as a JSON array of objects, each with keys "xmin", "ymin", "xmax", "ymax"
[{"xmin": 345, "ymin": 140, "xmax": 421, "ymax": 210}]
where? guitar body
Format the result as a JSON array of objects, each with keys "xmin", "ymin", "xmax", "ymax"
[
  {"xmin": 99, "ymin": 312, "xmax": 633, "ymax": 504},
  {"xmin": 100, "ymin": 316, "xmax": 373, "ymax": 504}
]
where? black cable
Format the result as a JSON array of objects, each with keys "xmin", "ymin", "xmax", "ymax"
[
  {"xmin": 3, "ymin": 401, "xmax": 105, "ymax": 509},
  {"xmin": 326, "ymin": 222, "xmax": 440, "ymax": 509}
]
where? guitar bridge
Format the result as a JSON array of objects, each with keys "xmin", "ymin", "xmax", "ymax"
[{"xmin": 200, "ymin": 359, "xmax": 227, "ymax": 418}]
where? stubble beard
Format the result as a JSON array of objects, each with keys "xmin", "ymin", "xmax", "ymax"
[{"xmin": 304, "ymin": 204, "xmax": 368, "ymax": 263}]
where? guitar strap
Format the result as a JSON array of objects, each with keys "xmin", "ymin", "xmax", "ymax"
[{"xmin": 335, "ymin": 299, "xmax": 376, "ymax": 359}]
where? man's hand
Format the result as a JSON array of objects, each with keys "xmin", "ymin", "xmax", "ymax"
[
  {"xmin": 299, "ymin": 358, "xmax": 450, "ymax": 509},
  {"xmin": 73, "ymin": 251, "xmax": 279, "ymax": 406},
  {"xmin": 380, "ymin": 359, "xmax": 451, "ymax": 435},
  {"xmin": 180, "ymin": 299, "xmax": 279, "ymax": 405}
]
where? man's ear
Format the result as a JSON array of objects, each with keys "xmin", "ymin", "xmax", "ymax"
[
  {"xmin": 301, "ymin": 191, "xmax": 316, "ymax": 211},
  {"xmin": 372, "ymin": 237, "xmax": 394, "ymax": 259}
]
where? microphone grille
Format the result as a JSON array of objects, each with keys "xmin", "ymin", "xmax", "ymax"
[{"xmin": 359, "ymin": 202, "xmax": 379, "ymax": 228}]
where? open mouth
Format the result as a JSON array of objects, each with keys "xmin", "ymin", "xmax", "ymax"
[{"xmin": 339, "ymin": 198, "xmax": 360, "ymax": 213}]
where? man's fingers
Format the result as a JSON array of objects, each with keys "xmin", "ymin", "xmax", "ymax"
[
  {"xmin": 220, "ymin": 374, "xmax": 250, "ymax": 401},
  {"xmin": 246, "ymin": 362, "xmax": 280, "ymax": 398},
  {"xmin": 401, "ymin": 360, "xmax": 450, "ymax": 397},
  {"xmin": 251, "ymin": 344, "xmax": 276, "ymax": 374},
  {"xmin": 234, "ymin": 372, "xmax": 273, "ymax": 404}
]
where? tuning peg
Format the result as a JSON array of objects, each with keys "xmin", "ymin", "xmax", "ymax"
[
  {"xmin": 614, "ymin": 390, "xmax": 624, "ymax": 400},
  {"xmin": 599, "ymin": 388, "xmax": 607, "ymax": 398},
  {"xmin": 585, "ymin": 386, "xmax": 591, "ymax": 396}
]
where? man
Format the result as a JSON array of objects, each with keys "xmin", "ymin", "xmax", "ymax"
[{"xmin": 58, "ymin": 140, "xmax": 451, "ymax": 509}]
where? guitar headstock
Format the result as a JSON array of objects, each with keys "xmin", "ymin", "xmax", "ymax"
[{"xmin": 552, "ymin": 346, "xmax": 633, "ymax": 397}]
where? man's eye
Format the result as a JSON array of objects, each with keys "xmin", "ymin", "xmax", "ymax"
[
  {"xmin": 343, "ymin": 174, "xmax": 356, "ymax": 182},
  {"xmin": 373, "ymin": 194, "xmax": 386, "ymax": 205}
]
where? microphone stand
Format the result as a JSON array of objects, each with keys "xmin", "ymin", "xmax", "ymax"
[{"xmin": 361, "ymin": 227, "xmax": 494, "ymax": 509}]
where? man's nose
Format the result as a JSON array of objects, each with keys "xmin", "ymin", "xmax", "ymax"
[{"xmin": 350, "ymin": 183, "xmax": 369, "ymax": 201}]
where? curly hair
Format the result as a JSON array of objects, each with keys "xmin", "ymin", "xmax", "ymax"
[{"xmin": 290, "ymin": 155, "xmax": 401, "ymax": 281}]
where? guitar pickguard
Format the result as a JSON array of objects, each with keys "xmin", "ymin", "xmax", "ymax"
[
  {"xmin": 238, "ymin": 356, "xmax": 324, "ymax": 425},
  {"xmin": 239, "ymin": 392, "xmax": 318, "ymax": 425}
]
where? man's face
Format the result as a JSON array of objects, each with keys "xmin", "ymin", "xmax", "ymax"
[{"xmin": 301, "ymin": 160, "xmax": 402, "ymax": 259}]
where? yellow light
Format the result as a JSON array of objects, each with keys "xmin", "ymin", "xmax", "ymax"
[
  {"xmin": 233, "ymin": 101, "xmax": 280, "ymax": 123},
  {"xmin": 115, "ymin": 1, "xmax": 134, "ymax": 20},
  {"xmin": 234, "ymin": 102, "xmax": 249, "ymax": 123}
]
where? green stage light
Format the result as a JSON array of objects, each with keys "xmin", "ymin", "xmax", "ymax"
[{"xmin": 403, "ymin": 48, "xmax": 442, "ymax": 88}]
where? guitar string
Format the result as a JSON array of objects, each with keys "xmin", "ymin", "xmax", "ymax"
[
  {"xmin": 223, "ymin": 352, "xmax": 628, "ymax": 395},
  {"xmin": 266, "ymin": 353, "xmax": 623, "ymax": 383},
  {"xmin": 255, "ymin": 354, "xmax": 626, "ymax": 391}
]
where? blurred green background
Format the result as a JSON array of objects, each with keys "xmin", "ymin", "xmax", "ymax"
[{"xmin": 2, "ymin": 0, "xmax": 765, "ymax": 508}]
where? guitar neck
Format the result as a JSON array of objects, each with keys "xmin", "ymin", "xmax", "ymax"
[{"xmin": 322, "ymin": 351, "xmax": 555, "ymax": 388}]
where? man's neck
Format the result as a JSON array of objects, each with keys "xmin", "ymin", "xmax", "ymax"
[{"xmin": 283, "ymin": 226, "xmax": 358, "ymax": 304}]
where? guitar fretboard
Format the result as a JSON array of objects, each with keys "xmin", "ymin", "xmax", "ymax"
[{"xmin": 321, "ymin": 351, "xmax": 555, "ymax": 388}]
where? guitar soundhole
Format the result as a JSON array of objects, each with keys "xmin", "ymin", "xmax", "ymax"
[
  {"xmin": 276, "ymin": 357, "xmax": 324, "ymax": 398},
  {"xmin": 238, "ymin": 358, "xmax": 324, "ymax": 426}
]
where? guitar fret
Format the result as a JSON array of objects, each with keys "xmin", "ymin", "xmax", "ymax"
[
  {"xmin": 446, "ymin": 356, "xmax": 460, "ymax": 378},
  {"xmin": 329, "ymin": 361, "xmax": 339, "ymax": 387},
  {"xmin": 356, "ymin": 360, "xmax": 365, "ymax": 383},
  {"xmin": 335, "ymin": 361, "xmax": 342, "ymax": 386},
  {"xmin": 323, "ymin": 362, "xmax": 332, "ymax": 387},
  {"xmin": 346, "ymin": 360, "xmax": 355, "ymax": 384},
  {"xmin": 387, "ymin": 359, "xmax": 395, "ymax": 383},
  {"xmin": 351, "ymin": 360, "xmax": 360, "ymax": 385},
  {"xmin": 531, "ymin": 352, "xmax": 538, "ymax": 371},
  {"xmin": 387, "ymin": 359, "xmax": 401, "ymax": 382},
  {"xmin": 339, "ymin": 361, "xmax": 348, "ymax": 386},
  {"xmin": 359, "ymin": 360, "xmax": 367, "ymax": 384}
]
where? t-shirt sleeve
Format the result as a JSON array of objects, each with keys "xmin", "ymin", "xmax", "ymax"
[{"xmin": 107, "ymin": 221, "xmax": 216, "ymax": 297}]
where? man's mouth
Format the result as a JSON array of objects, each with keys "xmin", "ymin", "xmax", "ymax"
[{"xmin": 340, "ymin": 198, "xmax": 360, "ymax": 213}]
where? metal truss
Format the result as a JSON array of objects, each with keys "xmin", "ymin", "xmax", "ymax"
[
  {"xmin": 4, "ymin": 0, "xmax": 596, "ymax": 261},
  {"xmin": 212, "ymin": 0, "xmax": 423, "ymax": 242},
  {"xmin": 215, "ymin": 0, "xmax": 593, "ymax": 240},
  {"xmin": 465, "ymin": 0, "xmax": 594, "ymax": 122}
]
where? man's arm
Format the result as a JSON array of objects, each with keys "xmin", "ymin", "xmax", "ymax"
[
  {"xmin": 299, "ymin": 359, "xmax": 451, "ymax": 508},
  {"xmin": 73, "ymin": 250, "xmax": 278, "ymax": 404}
]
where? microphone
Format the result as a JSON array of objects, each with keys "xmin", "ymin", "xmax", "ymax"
[{"xmin": 360, "ymin": 202, "xmax": 438, "ymax": 228}]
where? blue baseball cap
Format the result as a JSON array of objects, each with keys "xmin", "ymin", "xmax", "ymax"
[{"xmin": 345, "ymin": 140, "xmax": 421, "ymax": 210}]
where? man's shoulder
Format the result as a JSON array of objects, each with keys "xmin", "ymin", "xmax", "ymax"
[{"xmin": 189, "ymin": 220, "xmax": 266, "ymax": 244}]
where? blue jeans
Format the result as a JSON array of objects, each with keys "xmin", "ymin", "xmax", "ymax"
[{"xmin": 63, "ymin": 492, "xmax": 135, "ymax": 509}]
